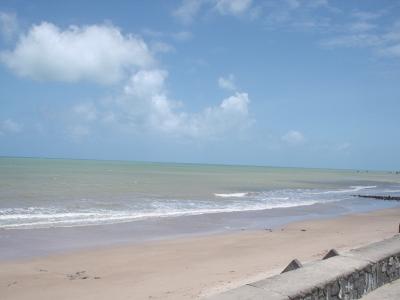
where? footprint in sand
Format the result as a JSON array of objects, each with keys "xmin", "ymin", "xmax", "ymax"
[
  {"xmin": 67, "ymin": 271, "xmax": 87, "ymax": 280},
  {"xmin": 66, "ymin": 271, "xmax": 101, "ymax": 280},
  {"xmin": 7, "ymin": 281, "xmax": 17, "ymax": 287}
]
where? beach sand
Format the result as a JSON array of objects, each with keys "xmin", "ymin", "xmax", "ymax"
[{"xmin": 1, "ymin": 208, "xmax": 399, "ymax": 300}]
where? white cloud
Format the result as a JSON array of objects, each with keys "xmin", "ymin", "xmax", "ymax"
[
  {"xmin": 0, "ymin": 12, "xmax": 18, "ymax": 40},
  {"xmin": 220, "ymin": 92, "xmax": 248, "ymax": 114},
  {"xmin": 185, "ymin": 92, "xmax": 251, "ymax": 138},
  {"xmin": 0, "ymin": 22, "xmax": 154, "ymax": 84},
  {"xmin": 218, "ymin": 74, "xmax": 236, "ymax": 91},
  {"xmin": 1, "ymin": 18, "xmax": 252, "ymax": 140},
  {"xmin": 281, "ymin": 130, "xmax": 305, "ymax": 144},
  {"xmin": 124, "ymin": 69, "xmax": 168, "ymax": 99},
  {"xmin": 214, "ymin": 0, "xmax": 252, "ymax": 16},
  {"xmin": 0, "ymin": 119, "xmax": 22, "ymax": 135},
  {"xmin": 92, "ymin": 69, "xmax": 251, "ymax": 139},
  {"xmin": 118, "ymin": 69, "xmax": 184, "ymax": 133}
]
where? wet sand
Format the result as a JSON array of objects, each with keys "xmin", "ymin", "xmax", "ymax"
[
  {"xmin": 1, "ymin": 197, "xmax": 398, "ymax": 261},
  {"xmin": 1, "ymin": 207, "xmax": 399, "ymax": 300}
]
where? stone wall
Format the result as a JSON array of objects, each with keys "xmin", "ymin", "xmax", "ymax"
[
  {"xmin": 295, "ymin": 255, "xmax": 400, "ymax": 300},
  {"xmin": 209, "ymin": 235, "xmax": 400, "ymax": 300}
]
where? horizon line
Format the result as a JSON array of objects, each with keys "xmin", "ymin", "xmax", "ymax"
[{"xmin": 0, "ymin": 155, "xmax": 395, "ymax": 173}]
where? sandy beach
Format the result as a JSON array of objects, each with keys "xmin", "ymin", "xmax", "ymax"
[
  {"xmin": 2, "ymin": 0, "xmax": 400, "ymax": 298},
  {"xmin": 1, "ymin": 207, "xmax": 399, "ymax": 300}
]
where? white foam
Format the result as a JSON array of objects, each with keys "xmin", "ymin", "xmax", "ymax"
[
  {"xmin": 0, "ymin": 199, "xmax": 324, "ymax": 229},
  {"xmin": 1, "ymin": 184, "xmax": 394, "ymax": 230},
  {"xmin": 382, "ymin": 189, "xmax": 400, "ymax": 193},
  {"xmin": 307, "ymin": 185, "xmax": 376, "ymax": 195},
  {"xmin": 214, "ymin": 192, "xmax": 248, "ymax": 198}
]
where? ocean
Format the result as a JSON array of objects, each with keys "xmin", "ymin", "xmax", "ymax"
[{"xmin": 1, "ymin": 157, "xmax": 400, "ymax": 230}]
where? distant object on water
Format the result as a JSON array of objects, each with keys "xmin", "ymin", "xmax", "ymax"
[{"xmin": 352, "ymin": 194, "xmax": 400, "ymax": 201}]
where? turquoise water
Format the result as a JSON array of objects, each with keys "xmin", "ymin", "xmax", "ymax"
[{"xmin": 1, "ymin": 157, "xmax": 399, "ymax": 229}]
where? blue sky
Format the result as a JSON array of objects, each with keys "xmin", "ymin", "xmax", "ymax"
[{"xmin": 0, "ymin": 0, "xmax": 399, "ymax": 170}]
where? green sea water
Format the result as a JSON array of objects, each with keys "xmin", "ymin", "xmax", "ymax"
[{"xmin": 0, "ymin": 157, "xmax": 399, "ymax": 229}]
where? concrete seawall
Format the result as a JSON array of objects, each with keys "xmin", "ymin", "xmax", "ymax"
[{"xmin": 209, "ymin": 235, "xmax": 400, "ymax": 300}]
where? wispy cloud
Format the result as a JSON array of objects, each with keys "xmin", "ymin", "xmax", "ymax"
[
  {"xmin": 218, "ymin": 74, "xmax": 236, "ymax": 91},
  {"xmin": 68, "ymin": 124, "xmax": 91, "ymax": 140},
  {"xmin": 321, "ymin": 22, "xmax": 400, "ymax": 59},
  {"xmin": 173, "ymin": 0, "xmax": 204, "ymax": 24},
  {"xmin": 150, "ymin": 41, "xmax": 175, "ymax": 54},
  {"xmin": 349, "ymin": 21, "xmax": 377, "ymax": 33},
  {"xmin": 260, "ymin": 0, "xmax": 335, "ymax": 32},
  {"xmin": 171, "ymin": 30, "xmax": 193, "ymax": 41},
  {"xmin": 318, "ymin": 5, "xmax": 400, "ymax": 61},
  {"xmin": 73, "ymin": 103, "xmax": 98, "ymax": 122},
  {"xmin": 281, "ymin": 130, "xmax": 305, "ymax": 145},
  {"xmin": 0, "ymin": 12, "xmax": 18, "ymax": 41},
  {"xmin": 320, "ymin": 33, "xmax": 383, "ymax": 48},
  {"xmin": 0, "ymin": 119, "xmax": 23, "ymax": 135},
  {"xmin": 142, "ymin": 28, "xmax": 193, "ymax": 42},
  {"xmin": 351, "ymin": 10, "xmax": 384, "ymax": 21},
  {"xmin": 173, "ymin": 0, "xmax": 255, "ymax": 24},
  {"xmin": 214, "ymin": 0, "xmax": 253, "ymax": 16},
  {"xmin": 336, "ymin": 142, "xmax": 351, "ymax": 152}
]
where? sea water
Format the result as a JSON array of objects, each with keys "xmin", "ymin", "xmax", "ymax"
[{"xmin": 1, "ymin": 157, "xmax": 400, "ymax": 229}]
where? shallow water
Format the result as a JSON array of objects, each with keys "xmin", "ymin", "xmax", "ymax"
[{"xmin": 0, "ymin": 157, "xmax": 400, "ymax": 229}]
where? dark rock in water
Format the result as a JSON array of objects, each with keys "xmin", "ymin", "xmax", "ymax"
[{"xmin": 352, "ymin": 194, "xmax": 400, "ymax": 201}]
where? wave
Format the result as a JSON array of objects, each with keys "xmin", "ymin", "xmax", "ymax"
[
  {"xmin": 382, "ymin": 189, "xmax": 400, "ymax": 193},
  {"xmin": 214, "ymin": 192, "xmax": 249, "ymax": 198},
  {"xmin": 0, "ymin": 199, "xmax": 322, "ymax": 229},
  {"xmin": 306, "ymin": 185, "xmax": 376, "ymax": 195},
  {"xmin": 1, "ymin": 184, "xmax": 395, "ymax": 230}
]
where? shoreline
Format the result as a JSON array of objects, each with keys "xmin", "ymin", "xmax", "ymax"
[
  {"xmin": 1, "ymin": 198, "xmax": 399, "ymax": 261},
  {"xmin": 1, "ymin": 207, "xmax": 400, "ymax": 299}
]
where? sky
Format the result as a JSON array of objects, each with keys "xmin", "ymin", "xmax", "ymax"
[{"xmin": 0, "ymin": 0, "xmax": 399, "ymax": 170}]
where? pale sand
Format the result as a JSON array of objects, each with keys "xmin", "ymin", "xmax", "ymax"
[{"xmin": 1, "ymin": 208, "xmax": 399, "ymax": 300}]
